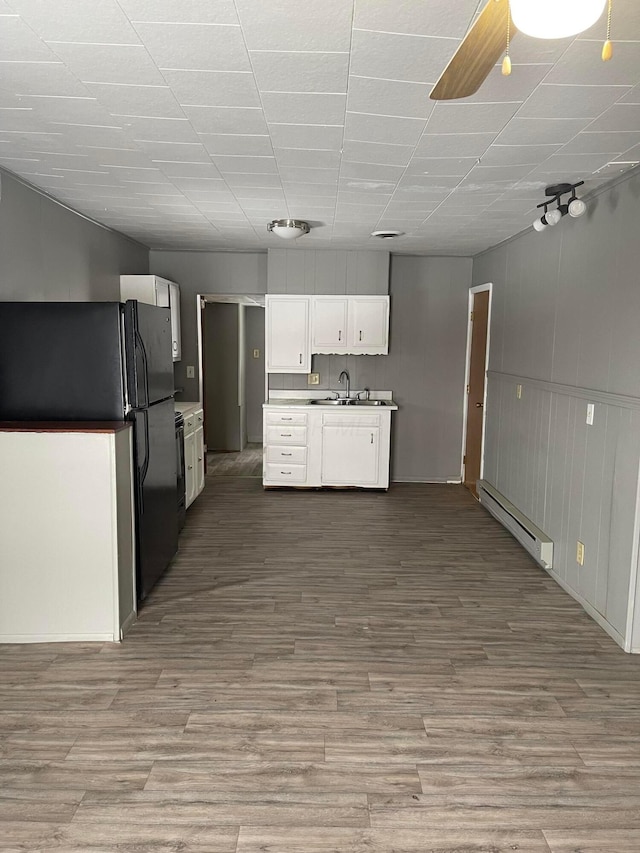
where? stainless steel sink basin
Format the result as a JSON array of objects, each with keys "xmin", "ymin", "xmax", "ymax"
[{"xmin": 308, "ymin": 398, "xmax": 389, "ymax": 406}]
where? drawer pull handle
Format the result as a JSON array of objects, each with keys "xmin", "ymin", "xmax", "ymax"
[
  {"xmin": 281, "ymin": 471, "xmax": 291, "ymax": 475},
  {"xmin": 188, "ymin": 465, "xmax": 193, "ymax": 470},
  {"xmin": 338, "ymin": 330, "xmax": 342, "ymax": 341},
  {"xmin": 281, "ymin": 433, "xmax": 292, "ymax": 437},
  {"xmin": 299, "ymin": 353, "xmax": 302, "ymax": 364},
  {"xmin": 281, "ymin": 417, "xmax": 293, "ymax": 421},
  {"xmin": 281, "ymin": 452, "xmax": 292, "ymax": 456},
  {"xmin": 359, "ymin": 330, "xmax": 363, "ymax": 341},
  {"xmin": 371, "ymin": 433, "xmax": 374, "ymax": 444}
]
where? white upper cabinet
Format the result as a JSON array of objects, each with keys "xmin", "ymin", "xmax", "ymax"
[
  {"xmin": 120, "ymin": 275, "xmax": 182, "ymax": 363},
  {"xmin": 312, "ymin": 298, "xmax": 349, "ymax": 354},
  {"xmin": 312, "ymin": 295, "xmax": 389, "ymax": 355},
  {"xmin": 347, "ymin": 297, "xmax": 389, "ymax": 354},
  {"xmin": 265, "ymin": 295, "xmax": 311, "ymax": 373}
]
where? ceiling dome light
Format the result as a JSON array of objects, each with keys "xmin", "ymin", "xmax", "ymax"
[
  {"xmin": 545, "ymin": 208, "xmax": 563, "ymax": 226},
  {"xmin": 510, "ymin": 0, "xmax": 607, "ymax": 39},
  {"xmin": 371, "ymin": 230, "xmax": 404, "ymax": 240},
  {"xmin": 568, "ymin": 198, "xmax": 587, "ymax": 218},
  {"xmin": 533, "ymin": 218, "xmax": 548, "ymax": 232},
  {"xmin": 267, "ymin": 219, "xmax": 310, "ymax": 240}
]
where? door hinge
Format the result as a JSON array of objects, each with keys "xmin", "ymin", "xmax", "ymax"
[
  {"xmin": 470, "ymin": 311, "xmax": 474, "ymax": 321},
  {"xmin": 466, "ymin": 384, "xmax": 470, "ymax": 394},
  {"xmin": 463, "ymin": 455, "xmax": 467, "ymax": 464}
]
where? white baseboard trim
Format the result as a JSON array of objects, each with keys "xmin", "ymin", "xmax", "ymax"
[
  {"xmin": 0, "ymin": 632, "xmax": 119, "ymax": 643},
  {"xmin": 392, "ymin": 477, "xmax": 462, "ymax": 484},
  {"xmin": 248, "ymin": 434, "xmax": 262, "ymax": 444}
]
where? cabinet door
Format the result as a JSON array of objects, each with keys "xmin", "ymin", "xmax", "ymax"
[
  {"xmin": 348, "ymin": 297, "xmax": 389, "ymax": 353},
  {"xmin": 185, "ymin": 431, "xmax": 196, "ymax": 507},
  {"xmin": 194, "ymin": 426, "xmax": 205, "ymax": 497},
  {"xmin": 312, "ymin": 298, "xmax": 348, "ymax": 353},
  {"xmin": 168, "ymin": 282, "xmax": 181, "ymax": 362},
  {"xmin": 154, "ymin": 278, "xmax": 170, "ymax": 308},
  {"xmin": 266, "ymin": 296, "xmax": 311, "ymax": 373},
  {"xmin": 321, "ymin": 425, "xmax": 380, "ymax": 486}
]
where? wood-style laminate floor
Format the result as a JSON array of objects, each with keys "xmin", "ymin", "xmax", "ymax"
[
  {"xmin": 2, "ymin": 478, "xmax": 640, "ymax": 852},
  {"xmin": 207, "ymin": 444, "xmax": 262, "ymax": 477}
]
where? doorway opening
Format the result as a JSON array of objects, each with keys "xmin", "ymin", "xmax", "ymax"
[
  {"xmin": 462, "ymin": 284, "xmax": 492, "ymax": 498},
  {"xmin": 198, "ymin": 294, "xmax": 265, "ymax": 478}
]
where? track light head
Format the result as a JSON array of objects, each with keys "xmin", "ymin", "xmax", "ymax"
[
  {"xmin": 568, "ymin": 197, "xmax": 587, "ymax": 218},
  {"xmin": 533, "ymin": 218, "xmax": 548, "ymax": 232},
  {"xmin": 546, "ymin": 208, "xmax": 562, "ymax": 226}
]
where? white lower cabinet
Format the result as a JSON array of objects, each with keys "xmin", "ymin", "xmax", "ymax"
[
  {"xmin": 263, "ymin": 406, "xmax": 392, "ymax": 489},
  {"xmin": 181, "ymin": 405, "xmax": 205, "ymax": 508}
]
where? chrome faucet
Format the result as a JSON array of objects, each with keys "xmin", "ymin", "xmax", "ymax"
[{"xmin": 338, "ymin": 369, "xmax": 351, "ymax": 399}]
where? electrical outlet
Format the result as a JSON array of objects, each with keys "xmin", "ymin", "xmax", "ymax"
[
  {"xmin": 186, "ymin": 365, "xmax": 195, "ymax": 379},
  {"xmin": 253, "ymin": 348, "xmax": 260, "ymax": 359},
  {"xmin": 576, "ymin": 541, "xmax": 585, "ymax": 566},
  {"xmin": 308, "ymin": 373, "xmax": 320, "ymax": 385},
  {"xmin": 516, "ymin": 384, "xmax": 522, "ymax": 399},
  {"xmin": 586, "ymin": 403, "xmax": 595, "ymax": 425}
]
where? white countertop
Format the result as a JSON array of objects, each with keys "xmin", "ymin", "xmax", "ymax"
[
  {"xmin": 175, "ymin": 401, "xmax": 202, "ymax": 417},
  {"xmin": 263, "ymin": 394, "xmax": 397, "ymax": 411}
]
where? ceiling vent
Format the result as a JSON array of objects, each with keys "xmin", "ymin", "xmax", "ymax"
[{"xmin": 371, "ymin": 230, "xmax": 404, "ymax": 240}]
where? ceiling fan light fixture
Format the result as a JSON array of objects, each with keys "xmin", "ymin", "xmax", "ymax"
[
  {"xmin": 509, "ymin": 0, "xmax": 607, "ymax": 39},
  {"xmin": 267, "ymin": 218, "xmax": 310, "ymax": 240}
]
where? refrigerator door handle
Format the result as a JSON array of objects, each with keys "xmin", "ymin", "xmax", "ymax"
[
  {"xmin": 135, "ymin": 330, "xmax": 151, "ymax": 410},
  {"xmin": 139, "ymin": 407, "xmax": 150, "ymax": 482}
]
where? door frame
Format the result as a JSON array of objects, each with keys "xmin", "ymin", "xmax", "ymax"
[{"xmin": 460, "ymin": 282, "xmax": 493, "ymax": 483}]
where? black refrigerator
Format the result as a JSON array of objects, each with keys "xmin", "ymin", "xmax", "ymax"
[{"xmin": 0, "ymin": 300, "xmax": 178, "ymax": 601}]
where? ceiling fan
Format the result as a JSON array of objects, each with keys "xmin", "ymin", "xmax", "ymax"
[{"xmin": 430, "ymin": 0, "xmax": 613, "ymax": 101}]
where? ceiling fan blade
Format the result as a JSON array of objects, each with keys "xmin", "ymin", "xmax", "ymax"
[{"xmin": 430, "ymin": 0, "xmax": 517, "ymax": 101}]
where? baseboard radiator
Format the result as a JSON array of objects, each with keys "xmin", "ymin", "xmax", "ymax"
[{"xmin": 477, "ymin": 480, "xmax": 554, "ymax": 570}]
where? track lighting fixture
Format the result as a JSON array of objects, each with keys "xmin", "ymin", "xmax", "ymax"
[{"xmin": 533, "ymin": 182, "xmax": 586, "ymax": 233}]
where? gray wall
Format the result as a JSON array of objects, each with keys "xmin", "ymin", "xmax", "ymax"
[
  {"xmin": 149, "ymin": 250, "xmax": 267, "ymax": 401},
  {"xmin": 473, "ymin": 169, "xmax": 640, "ymax": 646},
  {"xmin": 245, "ymin": 306, "xmax": 265, "ymax": 443},
  {"xmin": 267, "ymin": 248, "xmax": 472, "ymax": 482},
  {"xmin": 0, "ymin": 171, "xmax": 148, "ymax": 300}
]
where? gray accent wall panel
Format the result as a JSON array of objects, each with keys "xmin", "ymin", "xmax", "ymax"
[
  {"xmin": 0, "ymin": 171, "xmax": 148, "ymax": 301},
  {"xmin": 149, "ymin": 250, "xmax": 267, "ymax": 401},
  {"xmin": 267, "ymin": 249, "xmax": 390, "ymax": 295},
  {"xmin": 245, "ymin": 306, "xmax": 265, "ymax": 443},
  {"xmin": 474, "ymin": 170, "xmax": 640, "ymax": 650}
]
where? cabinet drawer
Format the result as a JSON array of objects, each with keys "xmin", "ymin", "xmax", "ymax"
[
  {"xmin": 265, "ymin": 463, "xmax": 307, "ymax": 483},
  {"xmin": 266, "ymin": 445, "xmax": 307, "ymax": 465},
  {"xmin": 185, "ymin": 414, "xmax": 196, "ymax": 433},
  {"xmin": 194, "ymin": 409, "xmax": 204, "ymax": 426},
  {"xmin": 266, "ymin": 425, "xmax": 307, "ymax": 445},
  {"xmin": 322, "ymin": 413, "xmax": 380, "ymax": 427},
  {"xmin": 266, "ymin": 411, "xmax": 307, "ymax": 426}
]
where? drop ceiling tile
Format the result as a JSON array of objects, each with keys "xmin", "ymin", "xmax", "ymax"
[
  {"xmin": 0, "ymin": 15, "xmax": 57, "ymax": 61},
  {"xmin": 347, "ymin": 76, "xmax": 434, "ymax": 120},
  {"xmin": 345, "ymin": 112, "xmax": 425, "ymax": 147},
  {"xmin": 353, "ymin": 0, "xmax": 476, "ymax": 39},
  {"xmin": 350, "ymin": 30, "xmax": 455, "ymax": 85},
  {"xmin": 279, "ymin": 167, "xmax": 338, "ymax": 185},
  {"xmin": 52, "ymin": 125, "xmax": 132, "ymax": 147},
  {"xmin": 118, "ymin": 0, "xmax": 239, "ymax": 25},
  {"xmin": 338, "ymin": 191, "xmax": 391, "ymax": 206},
  {"xmin": 200, "ymin": 135, "xmax": 272, "ymax": 157},
  {"xmin": 232, "ymin": 187, "xmax": 285, "ymax": 200},
  {"xmin": 341, "ymin": 161, "xmax": 404, "ymax": 182},
  {"xmin": 250, "ymin": 51, "xmax": 349, "ymax": 94},
  {"xmin": 339, "ymin": 179, "xmax": 396, "ymax": 196},
  {"xmin": 559, "ymin": 131, "xmax": 640, "ymax": 155},
  {"xmin": 518, "ymin": 83, "xmax": 631, "ymax": 119},
  {"xmin": 11, "ymin": 0, "xmax": 140, "ymax": 43},
  {"xmin": 262, "ymin": 93, "xmax": 346, "ymax": 126},
  {"xmin": 282, "ymin": 182, "xmax": 337, "ymax": 198},
  {"xmin": 134, "ymin": 139, "xmax": 210, "ymax": 160},
  {"xmin": 163, "ymin": 70, "xmax": 261, "ymax": 108},
  {"xmin": 539, "ymin": 151, "xmax": 622, "ymax": 175},
  {"xmin": 404, "ymin": 156, "xmax": 477, "ymax": 177},
  {"xmin": 495, "ymin": 117, "xmax": 591, "ymax": 146},
  {"xmin": 425, "ymin": 102, "xmax": 521, "ymax": 135},
  {"xmin": 48, "ymin": 43, "xmax": 166, "ymax": 85},
  {"xmin": 414, "ymin": 132, "xmax": 496, "ymax": 158},
  {"xmin": 587, "ymin": 103, "xmax": 640, "ymax": 133},
  {"xmin": 165, "ymin": 177, "xmax": 227, "ymax": 193},
  {"xmin": 341, "ymin": 140, "xmax": 414, "ymax": 167},
  {"xmin": 105, "ymin": 165, "xmax": 163, "ymax": 182},
  {"xmin": 86, "ymin": 83, "xmax": 184, "ymax": 119},
  {"xmin": 181, "ymin": 105, "xmax": 267, "ymax": 135},
  {"xmin": 0, "ymin": 61, "xmax": 90, "ymax": 96},
  {"xmin": 274, "ymin": 148, "xmax": 341, "ymax": 168},
  {"xmin": 269, "ymin": 124, "xmax": 344, "ymax": 151},
  {"xmin": 545, "ymin": 40, "xmax": 640, "ymax": 87},
  {"xmin": 506, "ymin": 35, "xmax": 574, "ymax": 64},
  {"xmin": 619, "ymin": 83, "xmax": 640, "ymax": 104},
  {"xmin": 470, "ymin": 163, "xmax": 539, "ymax": 182},
  {"xmin": 224, "ymin": 172, "xmax": 281, "ymax": 187},
  {"xmin": 19, "ymin": 95, "xmax": 114, "ymax": 126},
  {"xmin": 212, "ymin": 155, "xmax": 277, "ymax": 174},
  {"xmin": 235, "ymin": 0, "xmax": 352, "ymax": 51},
  {"xmin": 124, "ymin": 115, "xmax": 200, "ymax": 143},
  {"xmin": 135, "ymin": 22, "xmax": 250, "ymax": 73},
  {"xmin": 479, "ymin": 144, "xmax": 561, "ymax": 166}
]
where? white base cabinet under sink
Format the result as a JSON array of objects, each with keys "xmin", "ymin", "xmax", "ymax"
[{"xmin": 263, "ymin": 405, "xmax": 393, "ymax": 489}]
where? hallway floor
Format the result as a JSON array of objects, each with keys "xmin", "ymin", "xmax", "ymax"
[
  {"xmin": 207, "ymin": 443, "xmax": 262, "ymax": 477},
  {"xmin": 1, "ymin": 478, "xmax": 640, "ymax": 851}
]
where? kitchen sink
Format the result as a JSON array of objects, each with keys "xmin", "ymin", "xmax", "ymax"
[{"xmin": 308, "ymin": 398, "xmax": 389, "ymax": 406}]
